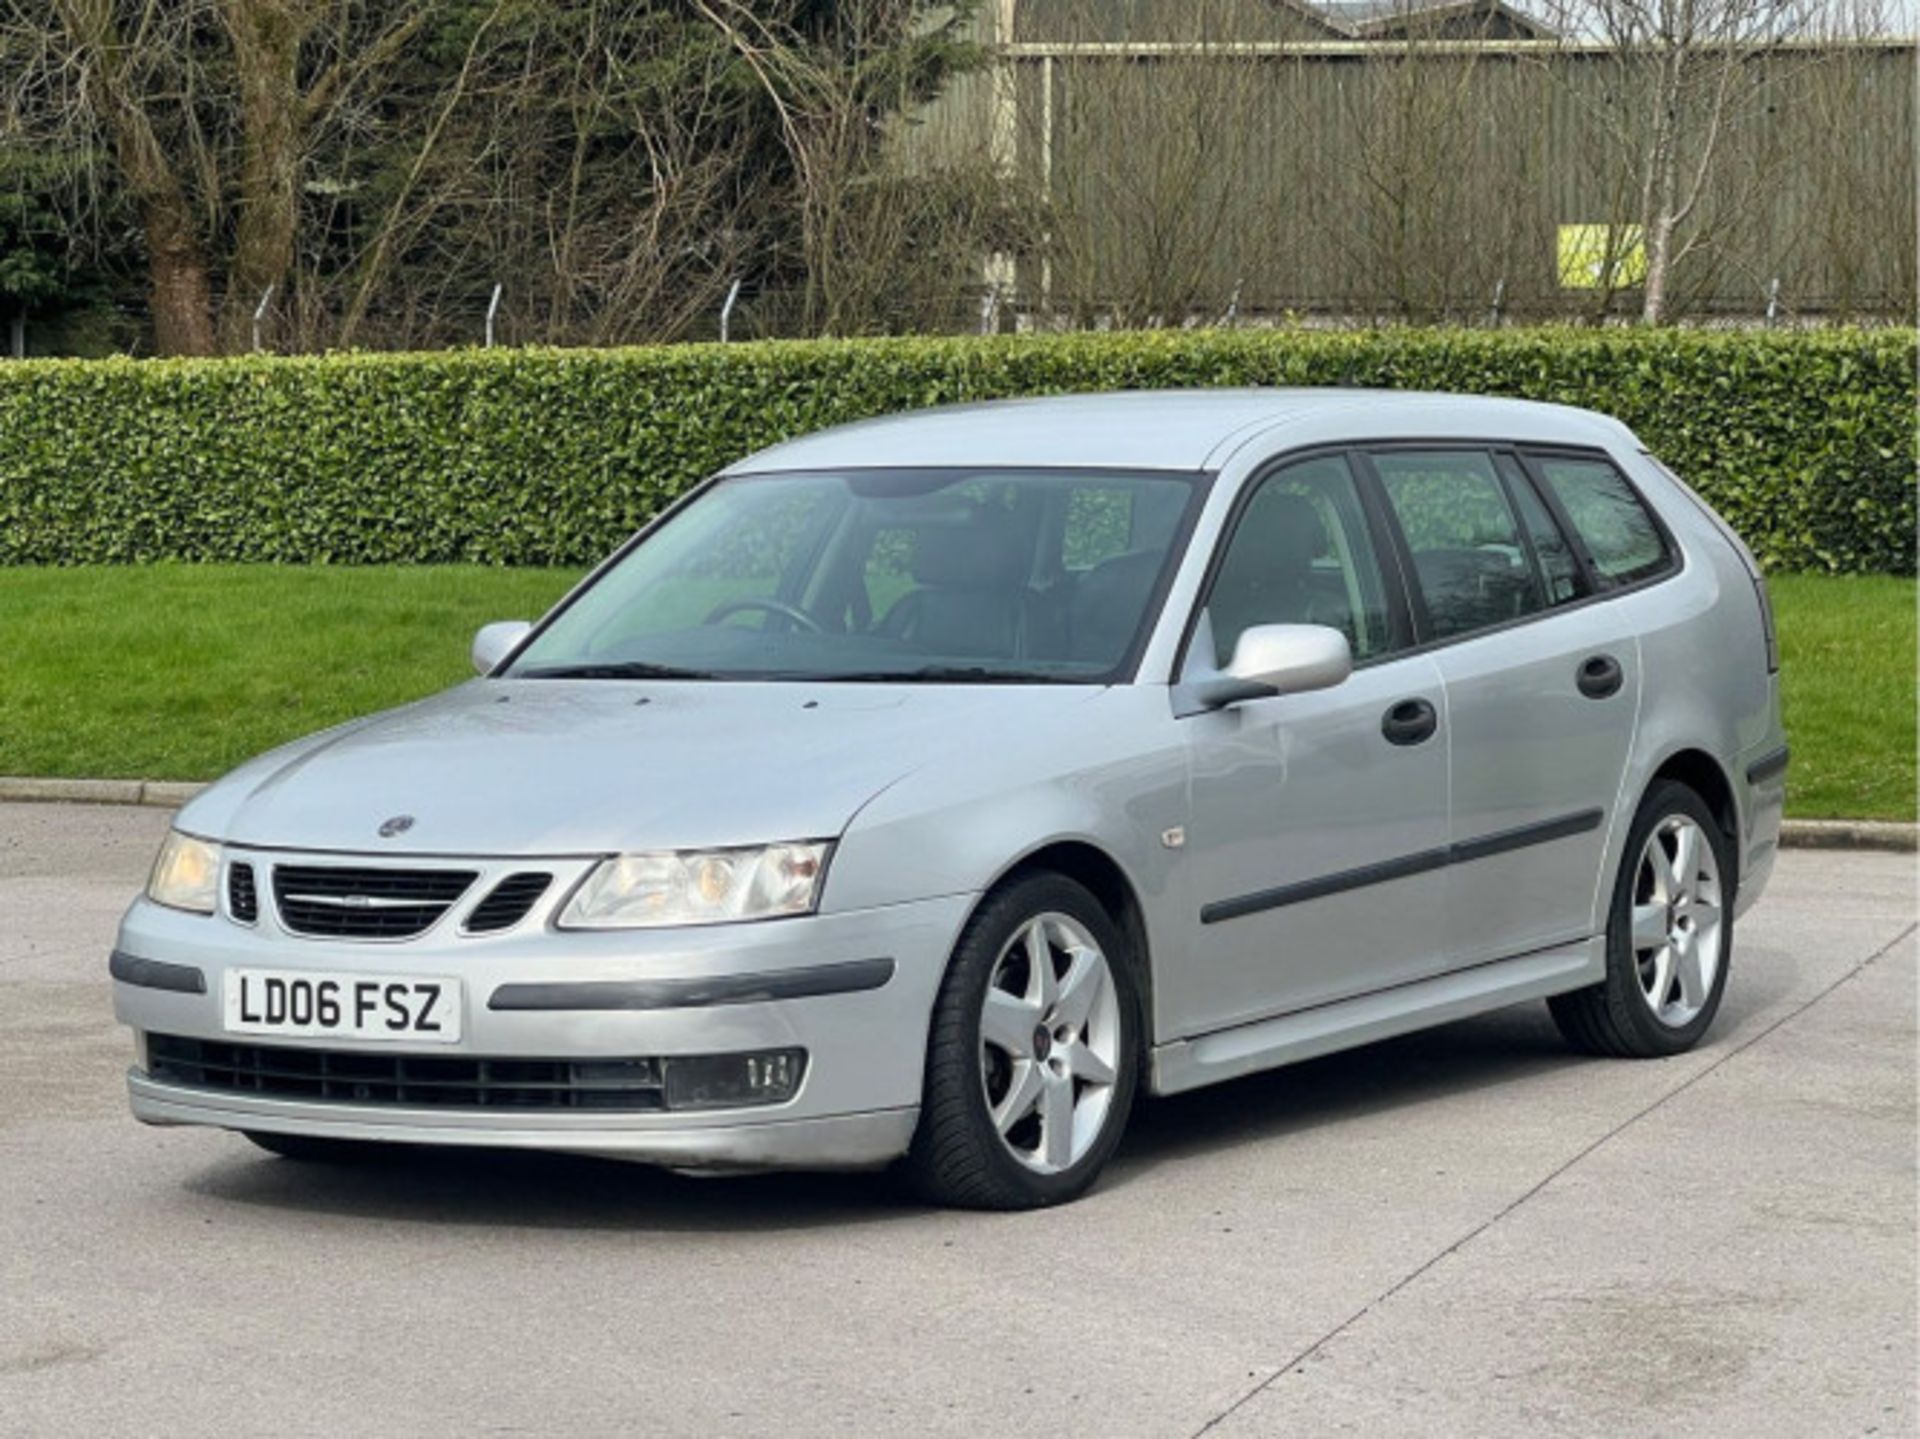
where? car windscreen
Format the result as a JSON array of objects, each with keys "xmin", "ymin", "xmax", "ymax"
[{"xmin": 507, "ymin": 467, "xmax": 1206, "ymax": 683}]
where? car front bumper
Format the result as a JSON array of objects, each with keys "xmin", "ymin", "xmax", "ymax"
[
  {"xmin": 113, "ymin": 883, "xmax": 974, "ymax": 1171},
  {"xmin": 124, "ymin": 1071, "xmax": 921, "ymax": 1169}
]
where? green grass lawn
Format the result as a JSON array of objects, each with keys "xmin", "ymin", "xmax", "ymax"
[
  {"xmin": 0, "ymin": 565, "xmax": 1912, "ymax": 819},
  {"xmin": 0, "ymin": 565, "xmax": 581, "ymax": 783},
  {"xmin": 1768, "ymin": 573, "xmax": 1916, "ymax": 821}
]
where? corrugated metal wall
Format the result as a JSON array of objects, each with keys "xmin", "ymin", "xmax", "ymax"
[{"xmin": 897, "ymin": 26, "xmax": 1916, "ymax": 318}]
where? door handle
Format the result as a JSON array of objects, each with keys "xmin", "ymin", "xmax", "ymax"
[
  {"xmin": 1381, "ymin": 697, "xmax": 1438, "ymax": 746},
  {"xmin": 1577, "ymin": 653, "xmax": 1624, "ymax": 699}
]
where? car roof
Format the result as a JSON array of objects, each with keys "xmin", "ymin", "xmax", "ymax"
[{"xmin": 725, "ymin": 388, "xmax": 1640, "ymax": 475}]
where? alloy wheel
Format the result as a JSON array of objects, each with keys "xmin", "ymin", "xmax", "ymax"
[
  {"xmin": 977, "ymin": 911, "xmax": 1122, "ymax": 1175},
  {"xmin": 1630, "ymin": 814, "xmax": 1725, "ymax": 1028}
]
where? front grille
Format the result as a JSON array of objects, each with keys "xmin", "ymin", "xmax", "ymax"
[
  {"xmin": 463, "ymin": 872, "xmax": 553, "ymax": 933},
  {"xmin": 227, "ymin": 863, "xmax": 259, "ymax": 923},
  {"xmin": 147, "ymin": 1034, "xmax": 665, "ymax": 1111},
  {"xmin": 272, "ymin": 865, "xmax": 476, "ymax": 939}
]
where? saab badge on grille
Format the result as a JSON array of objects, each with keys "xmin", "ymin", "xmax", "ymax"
[{"xmin": 377, "ymin": 814, "xmax": 415, "ymax": 838}]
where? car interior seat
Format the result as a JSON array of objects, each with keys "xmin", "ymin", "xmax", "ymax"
[{"xmin": 878, "ymin": 509, "xmax": 1035, "ymax": 658}]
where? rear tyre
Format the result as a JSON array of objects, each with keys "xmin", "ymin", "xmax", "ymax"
[
  {"xmin": 903, "ymin": 873, "xmax": 1142, "ymax": 1210},
  {"xmin": 242, "ymin": 1131, "xmax": 394, "ymax": 1164},
  {"xmin": 1550, "ymin": 779, "xmax": 1733, "ymax": 1058}
]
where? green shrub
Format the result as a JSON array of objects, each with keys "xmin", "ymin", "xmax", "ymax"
[{"xmin": 0, "ymin": 328, "xmax": 1911, "ymax": 572}]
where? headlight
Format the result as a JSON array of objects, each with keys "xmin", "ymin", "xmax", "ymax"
[
  {"xmin": 146, "ymin": 830, "xmax": 221, "ymax": 914},
  {"xmin": 558, "ymin": 842, "xmax": 832, "ymax": 929}
]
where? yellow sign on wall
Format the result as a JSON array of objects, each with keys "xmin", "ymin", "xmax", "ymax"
[{"xmin": 1558, "ymin": 224, "xmax": 1647, "ymax": 289}]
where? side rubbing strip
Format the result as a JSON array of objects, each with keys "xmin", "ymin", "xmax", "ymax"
[
  {"xmin": 1200, "ymin": 848, "xmax": 1449, "ymax": 925},
  {"xmin": 1201, "ymin": 808, "xmax": 1606, "ymax": 925},
  {"xmin": 1746, "ymin": 746, "xmax": 1790, "ymax": 785},
  {"xmin": 1448, "ymin": 808, "xmax": 1604, "ymax": 865},
  {"xmin": 109, "ymin": 950, "xmax": 207, "ymax": 995},
  {"xmin": 489, "ymin": 957, "xmax": 895, "ymax": 1012}
]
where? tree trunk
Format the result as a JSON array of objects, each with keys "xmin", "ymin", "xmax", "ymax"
[
  {"xmin": 55, "ymin": 0, "xmax": 218, "ymax": 355},
  {"xmin": 1638, "ymin": 84, "xmax": 1681, "ymax": 326},
  {"xmin": 149, "ymin": 245, "xmax": 218, "ymax": 356},
  {"xmin": 1641, "ymin": 207, "xmax": 1677, "ymax": 325},
  {"xmin": 132, "ymin": 153, "xmax": 218, "ymax": 355},
  {"xmin": 220, "ymin": 0, "xmax": 310, "ymax": 352}
]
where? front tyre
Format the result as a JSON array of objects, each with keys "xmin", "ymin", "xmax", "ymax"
[
  {"xmin": 1550, "ymin": 778, "xmax": 1734, "ymax": 1058},
  {"xmin": 904, "ymin": 873, "xmax": 1141, "ymax": 1210}
]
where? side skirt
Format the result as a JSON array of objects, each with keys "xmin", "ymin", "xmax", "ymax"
[{"xmin": 1148, "ymin": 935, "xmax": 1604, "ymax": 1097}]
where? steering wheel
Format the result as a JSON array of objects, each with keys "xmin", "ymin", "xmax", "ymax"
[{"xmin": 703, "ymin": 597, "xmax": 824, "ymax": 633}]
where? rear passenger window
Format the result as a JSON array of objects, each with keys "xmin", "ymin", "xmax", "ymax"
[
  {"xmin": 1372, "ymin": 450, "xmax": 1544, "ymax": 641},
  {"xmin": 1532, "ymin": 456, "xmax": 1671, "ymax": 584},
  {"xmin": 1497, "ymin": 455, "xmax": 1586, "ymax": 606}
]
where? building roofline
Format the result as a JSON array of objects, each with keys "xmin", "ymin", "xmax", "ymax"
[{"xmin": 1342, "ymin": 0, "xmax": 1558, "ymax": 38}]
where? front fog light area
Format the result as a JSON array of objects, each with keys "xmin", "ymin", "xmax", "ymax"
[
  {"xmin": 140, "ymin": 1034, "xmax": 807, "ymax": 1114},
  {"xmin": 664, "ymin": 1049, "xmax": 805, "ymax": 1111}
]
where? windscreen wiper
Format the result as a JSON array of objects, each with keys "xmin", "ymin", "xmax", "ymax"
[
  {"xmin": 806, "ymin": 666, "xmax": 1066, "ymax": 685},
  {"xmin": 513, "ymin": 661, "xmax": 719, "ymax": 680}
]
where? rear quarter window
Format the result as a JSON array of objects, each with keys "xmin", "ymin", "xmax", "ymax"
[{"xmin": 1533, "ymin": 456, "xmax": 1672, "ymax": 584}]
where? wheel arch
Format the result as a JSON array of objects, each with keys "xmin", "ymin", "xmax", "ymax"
[
  {"xmin": 1592, "ymin": 742, "xmax": 1744, "ymax": 947},
  {"xmin": 1552, "ymin": 743, "xmax": 1740, "ymax": 1059},
  {"xmin": 1643, "ymin": 746, "xmax": 1740, "ymax": 879},
  {"xmin": 982, "ymin": 839, "xmax": 1156, "ymax": 1048}
]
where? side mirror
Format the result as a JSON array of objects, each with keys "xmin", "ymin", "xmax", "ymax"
[
  {"xmin": 1195, "ymin": 624, "xmax": 1352, "ymax": 710},
  {"xmin": 472, "ymin": 620, "xmax": 532, "ymax": 675}
]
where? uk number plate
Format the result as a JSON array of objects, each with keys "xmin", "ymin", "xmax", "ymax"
[{"xmin": 223, "ymin": 968, "xmax": 463, "ymax": 1044}]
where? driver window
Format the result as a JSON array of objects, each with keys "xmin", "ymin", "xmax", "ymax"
[{"xmin": 1205, "ymin": 455, "xmax": 1394, "ymax": 668}]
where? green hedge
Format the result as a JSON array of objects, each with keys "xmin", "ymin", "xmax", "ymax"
[{"xmin": 1, "ymin": 328, "xmax": 1912, "ymax": 572}]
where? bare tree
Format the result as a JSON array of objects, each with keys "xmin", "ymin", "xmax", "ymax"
[
  {"xmin": 692, "ymin": 0, "xmax": 1001, "ymax": 336},
  {"xmin": 1, "ymin": 0, "xmax": 984, "ymax": 352},
  {"xmin": 15, "ymin": 0, "xmax": 221, "ymax": 354},
  {"xmin": 1537, "ymin": 0, "xmax": 1814, "ymax": 323},
  {"xmin": 0, "ymin": 0, "xmax": 434, "ymax": 354},
  {"xmin": 1334, "ymin": 41, "xmax": 1527, "ymax": 320},
  {"xmin": 1783, "ymin": 0, "xmax": 1914, "ymax": 317},
  {"xmin": 1030, "ymin": 5, "xmax": 1295, "ymax": 327}
]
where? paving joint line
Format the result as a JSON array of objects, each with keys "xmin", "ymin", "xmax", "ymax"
[{"xmin": 1189, "ymin": 917, "xmax": 1920, "ymax": 1437}]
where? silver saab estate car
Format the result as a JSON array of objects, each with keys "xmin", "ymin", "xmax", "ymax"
[{"xmin": 114, "ymin": 390, "xmax": 1787, "ymax": 1209}]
